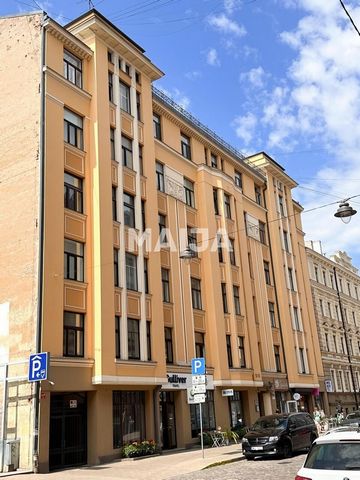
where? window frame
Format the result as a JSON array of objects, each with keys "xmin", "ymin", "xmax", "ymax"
[
  {"xmin": 233, "ymin": 285, "xmax": 241, "ymax": 315},
  {"xmin": 120, "ymin": 81, "xmax": 131, "ymax": 114},
  {"xmin": 123, "ymin": 192, "xmax": 135, "ymax": 228},
  {"xmin": 125, "ymin": 253, "xmax": 138, "ymax": 291},
  {"xmin": 224, "ymin": 193, "xmax": 232, "ymax": 219},
  {"xmin": 181, "ymin": 132, "xmax": 191, "ymax": 160},
  {"xmin": 161, "ymin": 268, "xmax": 171, "ymax": 303},
  {"xmin": 153, "ymin": 113, "xmax": 162, "ymax": 140},
  {"xmin": 264, "ymin": 261, "xmax": 271, "ymax": 285},
  {"xmin": 121, "ymin": 135, "xmax": 133, "ymax": 169},
  {"xmin": 156, "ymin": 161, "xmax": 165, "ymax": 192},
  {"xmin": 191, "ymin": 277, "xmax": 202, "ymax": 310},
  {"xmin": 164, "ymin": 326, "xmax": 174, "ymax": 364},
  {"xmin": 226, "ymin": 335, "xmax": 233, "ymax": 368},
  {"xmin": 64, "ymin": 108, "xmax": 84, "ymax": 150},
  {"xmin": 184, "ymin": 178, "xmax": 195, "ymax": 208},
  {"xmin": 64, "ymin": 172, "xmax": 83, "ymax": 213},
  {"xmin": 63, "ymin": 49, "xmax": 82, "ymax": 88},
  {"xmin": 221, "ymin": 283, "xmax": 228, "ymax": 314},
  {"xmin": 64, "ymin": 239, "xmax": 84, "ymax": 282},
  {"xmin": 63, "ymin": 311, "xmax": 84, "ymax": 357},
  {"xmin": 234, "ymin": 170, "xmax": 242, "ymax": 188},
  {"xmin": 128, "ymin": 318, "xmax": 140, "ymax": 360}
]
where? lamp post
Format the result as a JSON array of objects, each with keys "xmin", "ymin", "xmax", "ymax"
[
  {"xmin": 334, "ymin": 197, "xmax": 358, "ymax": 223},
  {"xmin": 333, "ymin": 266, "xmax": 359, "ymax": 410}
]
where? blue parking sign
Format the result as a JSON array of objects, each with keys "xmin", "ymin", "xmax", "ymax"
[
  {"xmin": 28, "ymin": 352, "xmax": 49, "ymax": 382},
  {"xmin": 191, "ymin": 357, "xmax": 205, "ymax": 375}
]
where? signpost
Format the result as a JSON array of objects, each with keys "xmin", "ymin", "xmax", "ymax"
[
  {"xmin": 191, "ymin": 358, "xmax": 206, "ymax": 459},
  {"xmin": 28, "ymin": 352, "xmax": 49, "ymax": 382}
]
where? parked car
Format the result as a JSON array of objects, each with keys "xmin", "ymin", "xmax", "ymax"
[
  {"xmin": 341, "ymin": 410, "xmax": 360, "ymax": 427},
  {"xmin": 295, "ymin": 429, "xmax": 360, "ymax": 479},
  {"xmin": 242, "ymin": 412, "xmax": 318, "ymax": 460}
]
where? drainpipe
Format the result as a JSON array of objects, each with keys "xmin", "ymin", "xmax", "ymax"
[
  {"xmin": 33, "ymin": 12, "xmax": 47, "ymax": 473},
  {"xmin": 264, "ymin": 183, "xmax": 290, "ymax": 409}
]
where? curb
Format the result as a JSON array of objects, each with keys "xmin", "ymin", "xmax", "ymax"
[{"xmin": 202, "ymin": 455, "xmax": 245, "ymax": 470}]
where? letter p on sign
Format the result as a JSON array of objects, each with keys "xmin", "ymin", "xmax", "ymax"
[{"xmin": 191, "ymin": 357, "xmax": 205, "ymax": 375}]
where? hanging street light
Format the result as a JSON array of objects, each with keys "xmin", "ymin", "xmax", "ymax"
[{"xmin": 334, "ymin": 198, "xmax": 358, "ymax": 224}]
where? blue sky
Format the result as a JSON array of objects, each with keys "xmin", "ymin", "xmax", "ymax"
[{"xmin": 3, "ymin": 0, "xmax": 360, "ymax": 266}]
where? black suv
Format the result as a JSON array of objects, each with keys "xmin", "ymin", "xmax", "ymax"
[{"xmin": 242, "ymin": 412, "xmax": 318, "ymax": 460}]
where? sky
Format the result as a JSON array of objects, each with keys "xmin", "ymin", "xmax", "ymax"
[{"xmin": 2, "ymin": 0, "xmax": 360, "ymax": 267}]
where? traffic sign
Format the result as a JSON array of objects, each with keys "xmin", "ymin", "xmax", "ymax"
[
  {"xmin": 192, "ymin": 374, "xmax": 206, "ymax": 385},
  {"xmin": 192, "ymin": 384, "xmax": 206, "ymax": 394},
  {"xmin": 193, "ymin": 393, "xmax": 206, "ymax": 403},
  {"xmin": 191, "ymin": 357, "xmax": 205, "ymax": 375},
  {"xmin": 28, "ymin": 352, "xmax": 49, "ymax": 382},
  {"xmin": 293, "ymin": 393, "xmax": 301, "ymax": 401}
]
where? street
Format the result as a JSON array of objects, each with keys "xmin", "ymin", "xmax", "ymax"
[{"xmin": 171, "ymin": 453, "xmax": 306, "ymax": 480}]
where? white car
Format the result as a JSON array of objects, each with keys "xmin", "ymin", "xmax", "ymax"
[{"xmin": 296, "ymin": 429, "xmax": 360, "ymax": 480}]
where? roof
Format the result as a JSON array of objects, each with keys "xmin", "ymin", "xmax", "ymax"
[{"xmin": 65, "ymin": 8, "xmax": 145, "ymax": 54}]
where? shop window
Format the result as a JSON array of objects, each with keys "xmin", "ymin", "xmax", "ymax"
[
  {"xmin": 190, "ymin": 390, "xmax": 216, "ymax": 437},
  {"xmin": 113, "ymin": 391, "xmax": 145, "ymax": 448}
]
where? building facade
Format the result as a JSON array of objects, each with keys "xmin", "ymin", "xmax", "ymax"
[
  {"xmin": 306, "ymin": 242, "xmax": 360, "ymax": 416},
  {"xmin": 0, "ymin": 9, "xmax": 323, "ymax": 473}
]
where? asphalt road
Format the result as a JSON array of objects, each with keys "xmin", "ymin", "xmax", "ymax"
[{"xmin": 170, "ymin": 452, "xmax": 306, "ymax": 480}]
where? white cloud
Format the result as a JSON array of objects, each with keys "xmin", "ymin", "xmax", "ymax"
[
  {"xmin": 157, "ymin": 86, "xmax": 190, "ymax": 110},
  {"xmin": 207, "ymin": 13, "xmax": 246, "ymax": 37},
  {"xmin": 240, "ymin": 66, "xmax": 267, "ymax": 88},
  {"xmin": 185, "ymin": 70, "xmax": 202, "ymax": 80},
  {"xmin": 224, "ymin": 0, "xmax": 242, "ymax": 14},
  {"xmin": 206, "ymin": 48, "xmax": 220, "ymax": 67},
  {"xmin": 232, "ymin": 112, "xmax": 257, "ymax": 146}
]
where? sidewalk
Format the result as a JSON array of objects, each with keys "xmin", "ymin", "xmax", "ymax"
[{"xmin": 2, "ymin": 444, "xmax": 244, "ymax": 479}]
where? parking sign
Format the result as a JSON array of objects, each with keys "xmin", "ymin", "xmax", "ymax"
[
  {"xmin": 28, "ymin": 352, "xmax": 49, "ymax": 382},
  {"xmin": 191, "ymin": 357, "xmax": 205, "ymax": 375}
]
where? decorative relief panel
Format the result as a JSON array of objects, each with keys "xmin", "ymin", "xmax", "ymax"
[
  {"xmin": 64, "ymin": 147, "xmax": 84, "ymax": 176},
  {"xmin": 109, "ymin": 106, "xmax": 116, "ymax": 127},
  {"xmin": 121, "ymin": 114, "xmax": 133, "ymax": 137},
  {"xmin": 64, "ymin": 213, "xmax": 86, "ymax": 242},
  {"xmin": 245, "ymin": 213, "xmax": 260, "ymax": 241},
  {"xmin": 163, "ymin": 305, "xmax": 173, "ymax": 325},
  {"xmin": 127, "ymin": 293, "xmax": 140, "ymax": 318},
  {"xmin": 138, "ymin": 124, "xmax": 143, "ymax": 143},
  {"xmin": 113, "ymin": 224, "xmax": 120, "ymax": 248},
  {"xmin": 194, "ymin": 312, "xmax": 205, "ymax": 330},
  {"xmin": 140, "ymin": 178, "xmax": 146, "ymax": 198},
  {"xmin": 64, "ymin": 283, "xmax": 86, "ymax": 311},
  {"xmin": 146, "ymin": 298, "xmax": 151, "ymax": 319},
  {"xmin": 114, "ymin": 291, "xmax": 121, "ymax": 314},
  {"xmin": 111, "ymin": 163, "xmax": 118, "ymax": 185},
  {"xmin": 164, "ymin": 165, "xmax": 185, "ymax": 202},
  {"xmin": 124, "ymin": 169, "xmax": 136, "ymax": 193}
]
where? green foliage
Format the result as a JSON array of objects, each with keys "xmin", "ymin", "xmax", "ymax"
[
  {"xmin": 121, "ymin": 440, "xmax": 157, "ymax": 458},
  {"xmin": 224, "ymin": 429, "xmax": 239, "ymax": 443}
]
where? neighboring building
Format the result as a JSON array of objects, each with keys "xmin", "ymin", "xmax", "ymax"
[
  {"xmin": 306, "ymin": 242, "xmax": 360, "ymax": 416},
  {"xmin": 0, "ymin": 9, "xmax": 323, "ymax": 473}
]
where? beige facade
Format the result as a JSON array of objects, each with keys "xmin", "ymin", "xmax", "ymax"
[
  {"xmin": 0, "ymin": 9, "xmax": 323, "ymax": 473},
  {"xmin": 306, "ymin": 242, "xmax": 360, "ymax": 415}
]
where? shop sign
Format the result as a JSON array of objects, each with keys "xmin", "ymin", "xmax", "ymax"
[
  {"xmin": 69, "ymin": 399, "xmax": 77, "ymax": 409},
  {"xmin": 325, "ymin": 379, "xmax": 333, "ymax": 392},
  {"xmin": 222, "ymin": 389, "xmax": 234, "ymax": 397},
  {"xmin": 163, "ymin": 373, "xmax": 214, "ymax": 390}
]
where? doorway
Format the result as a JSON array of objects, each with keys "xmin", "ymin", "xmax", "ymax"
[
  {"xmin": 49, "ymin": 392, "xmax": 87, "ymax": 470},
  {"xmin": 160, "ymin": 391, "xmax": 177, "ymax": 449}
]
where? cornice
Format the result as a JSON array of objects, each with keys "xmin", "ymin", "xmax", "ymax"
[{"xmin": 44, "ymin": 19, "xmax": 93, "ymax": 59}]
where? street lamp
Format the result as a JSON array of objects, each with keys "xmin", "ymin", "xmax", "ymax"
[{"xmin": 334, "ymin": 199, "xmax": 358, "ymax": 224}]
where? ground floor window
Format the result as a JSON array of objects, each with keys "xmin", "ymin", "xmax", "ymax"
[
  {"xmin": 229, "ymin": 391, "xmax": 244, "ymax": 428},
  {"xmin": 113, "ymin": 391, "xmax": 145, "ymax": 448},
  {"xmin": 190, "ymin": 390, "xmax": 216, "ymax": 438}
]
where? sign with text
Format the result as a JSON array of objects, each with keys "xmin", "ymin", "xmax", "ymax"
[
  {"xmin": 192, "ymin": 374, "xmax": 206, "ymax": 385},
  {"xmin": 192, "ymin": 384, "xmax": 206, "ymax": 394},
  {"xmin": 222, "ymin": 389, "xmax": 234, "ymax": 397},
  {"xmin": 187, "ymin": 388, "xmax": 206, "ymax": 404}
]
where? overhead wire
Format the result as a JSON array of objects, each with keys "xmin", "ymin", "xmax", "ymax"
[{"xmin": 339, "ymin": 0, "xmax": 360, "ymax": 37}]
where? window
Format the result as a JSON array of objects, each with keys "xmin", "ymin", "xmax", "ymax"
[
  {"xmin": 269, "ymin": 302, "xmax": 276, "ymax": 327},
  {"xmin": 146, "ymin": 321, "xmax": 151, "ymax": 361},
  {"xmin": 164, "ymin": 327, "xmax": 174, "ymax": 364},
  {"xmin": 299, "ymin": 347, "xmax": 307, "ymax": 374},
  {"xmin": 355, "ymin": 286, "xmax": 359, "ymax": 299},
  {"xmin": 322, "ymin": 270, "xmax": 327, "ymax": 285},
  {"xmin": 211, "ymin": 153, "xmax": 218, "ymax": 168},
  {"xmin": 255, "ymin": 185, "xmax": 262, "ymax": 205},
  {"xmin": 64, "ymin": 239, "xmax": 84, "ymax": 282},
  {"xmin": 64, "ymin": 108, "xmax": 83, "ymax": 149},
  {"xmin": 191, "ymin": 277, "xmax": 202, "ymax": 310},
  {"xmin": 279, "ymin": 195, "xmax": 285, "ymax": 216},
  {"xmin": 264, "ymin": 261, "xmax": 271, "ymax": 285},
  {"xmin": 107, "ymin": 50, "xmax": 113, "ymax": 63},
  {"xmin": 162, "ymin": 268, "xmax": 170, "ymax": 303},
  {"xmin": 221, "ymin": 283, "xmax": 228, "ymax": 313},
  {"xmin": 135, "ymin": 71, "xmax": 141, "ymax": 84},
  {"xmin": 339, "ymin": 278, "xmax": 343, "ymax": 292},
  {"xmin": 226, "ymin": 335, "xmax": 233, "ymax": 367},
  {"xmin": 224, "ymin": 193, "xmax": 231, "ymax": 219},
  {"xmin": 195, "ymin": 332, "xmax": 205, "ymax": 358},
  {"xmin": 348, "ymin": 281, "xmax": 351, "ymax": 296},
  {"xmin": 330, "ymin": 273, "xmax": 335, "ymax": 289},
  {"xmin": 136, "ymin": 92, "xmax": 141, "ymax": 121},
  {"xmin": 144, "ymin": 258, "xmax": 149, "ymax": 294},
  {"xmin": 108, "ymin": 71, "xmax": 113, "ymax": 102},
  {"xmin": 139, "ymin": 144, "xmax": 143, "ymax": 175},
  {"xmin": 259, "ymin": 221, "xmax": 266, "ymax": 244},
  {"xmin": 114, "ymin": 248, "xmax": 119, "ymax": 287},
  {"xmin": 156, "ymin": 161, "xmax": 165, "ymax": 192},
  {"xmin": 187, "ymin": 226, "xmax": 197, "ymax": 257},
  {"xmin": 335, "ymin": 304, "xmax": 340, "ymax": 320},
  {"xmin": 141, "ymin": 200, "xmax": 146, "ymax": 232},
  {"xmin": 122, "ymin": 135, "xmax": 133, "ymax": 169},
  {"xmin": 158, "ymin": 213, "xmax": 167, "ymax": 243},
  {"xmin": 63, "ymin": 49, "xmax": 82, "ymax": 88},
  {"xmin": 319, "ymin": 299, "xmax": 324, "ymax": 316},
  {"xmin": 115, "ymin": 316, "xmax": 120, "ymax": 359},
  {"xmin": 126, "ymin": 253, "xmax": 138, "ymax": 291},
  {"xmin": 274, "ymin": 346, "xmax": 281, "ymax": 372},
  {"xmin": 283, "ymin": 230, "xmax": 290, "ymax": 252},
  {"xmin": 153, "ymin": 113, "xmax": 162, "ymax": 140},
  {"xmin": 325, "ymin": 332, "xmax": 330, "ymax": 351},
  {"xmin": 229, "ymin": 238, "xmax": 236, "ymax": 266},
  {"xmin": 328, "ymin": 302, "xmax": 332, "ymax": 318},
  {"xmin": 288, "ymin": 267, "xmax": 295, "ymax": 291},
  {"xmin": 217, "ymin": 235, "xmax": 224, "ymax": 263},
  {"xmin": 184, "ymin": 178, "xmax": 195, "ymax": 207},
  {"xmin": 120, "ymin": 81, "xmax": 131, "ymax": 113},
  {"xmin": 314, "ymin": 265, "xmax": 319, "ymax": 282},
  {"xmin": 213, "ymin": 188, "xmax": 219, "ymax": 215},
  {"xmin": 110, "ymin": 128, "xmax": 115, "ymax": 160},
  {"xmin": 64, "ymin": 172, "xmax": 83, "ymax": 213},
  {"xmin": 293, "ymin": 306, "xmax": 301, "ymax": 331},
  {"xmin": 128, "ymin": 318, "xmax": 140, "ymax": 359},
  {"xmin": 123, "ymin": 192, "xmax": 135, "ymax": 228},
  {"xmin": 63, "ymin": 311, "xmax": 84, "ymax": 357},
  {"xmin": 234, "ymin": 170, "xmax": 242, "ymax": 188},
  {"xmin": 181, "ymin": 132, "xmax": 191, "ymax": 159},
  {"xmin": 113, "ymin": 391, "xmax": 145, "ymax": 448},
  {"xmin": 353, "ymin": 311, "xmax": 356, "ymax": 325},
  {"xmin": 238, "ymin": 336, "xmax": 246, "ymax": 368},
  {"xmin": 233, "ymin": 286, "xmax": 241, "ymax": 315},
  {"xmin": 112, "ymin": 186, "xmax": 117, "ymax": 221},
  {"xmin": 333, "ymin": 335, "xmax": 338, "ymax": 353}
]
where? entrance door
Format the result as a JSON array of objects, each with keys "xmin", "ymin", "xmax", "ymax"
[
  {"xmin": 160, "ymin": 391, "xmax": 177, "ymax": 450},
  {"xmin": 49, "ymin": 393, "xmax": 87, "ymax": 470}
]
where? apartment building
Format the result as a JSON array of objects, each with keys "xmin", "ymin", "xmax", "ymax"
[
  {"xmin": 0, "ymin": 9, "xmax": 323, "ymax": 472},
  {"xmin": 306, "ymin": 241, "xmax": 360, "ymax": 415}
]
